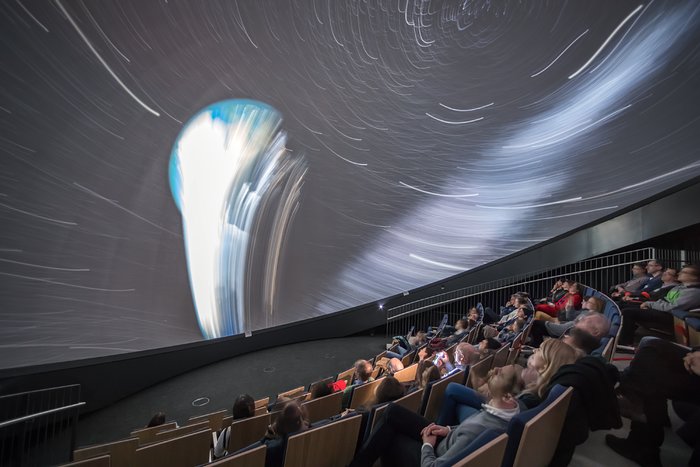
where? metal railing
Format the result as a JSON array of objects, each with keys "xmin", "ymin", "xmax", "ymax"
[
  {"xmin": 386, "ymin": 247, "xmax": 696, "ymax": 337},
  {"xmin": 0, "ymin": 384, "xmax": 84, "ymax": 467}
]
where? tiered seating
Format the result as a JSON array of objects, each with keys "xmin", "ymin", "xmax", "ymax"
[{"xmin": 283, "ymin": 415, "xmax": 362, "ymax": 467}]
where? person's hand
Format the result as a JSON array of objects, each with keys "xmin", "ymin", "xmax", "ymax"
[
  {"xmin": 611, "ymin": 291, "xmax": 620, "ymax": 298},
  {"xmin": 683, "ymin": 352, "xmax": 700, "ymax": 376},
  {"xmin": 420, "ymin": 423, "xmax": 438, "ymax": 447},
  {"xmin": 428, "ymin": 425, "xmax": 450, "ymax": 438},
  {"xmin": 640, "ymin": 302, "xmax": 650, "ymax": 309},
  {"xmin": 622, "ymin": 295, "xmax": 632, "ymax": 302}
]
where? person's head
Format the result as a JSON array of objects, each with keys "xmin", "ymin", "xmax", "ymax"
[
  {"xmin": 310, "ymin": 382, "xmax": 333, "ymax": 400},
  {"xmin": 586, "ymin": 296, "xmax": 605, "ymax": 313},
  {"xmin": 232, "ymin": 394, "xmax": 255, "ymax": 419},
  {"xmin": 455, "ymin": 319, "xmax": 469, "ymax": 331},
  {"xmin": 513, "ymin": 296, "xmax": 527, "ymax": 308},
  {"xmin": 409, "ymin": 331, "xmax": 428, "ymax": 347},
  {"xmin": 563, "ymin": 327, "xmax": 601, "ymax": 355},
  {"xmin": 387, "ymin": 357, "xmax": 404, "ymax": 375},
  {"xmin": 468, "ymin": 308, "xmax": 480, "ymax": 321},
  {"xmin": 646, "ymin": 260, "xmax": 664, "ymax": 275},
  {"xmin": 554, "ymin": 279, "xmax": 563, "ymax": 288},
  {"xmin": 272, "ymin": 400, "xmax": 308, "ymax": 437},
  {"xmin": 486, "ymin": 365, "xmax": 522, "ymax": 404},
  {"xmin": 354, "ymin": 359, "xmax": 373, "ymax": 383},
  {"xmin": 631, "ymin": 262, "xmax": 646, "ymax": 277},
  {"xmin": 561, "ymin": 279, "xmax": 571, "ymax": 289},
  {"xmin": 414, "ymin": 360, "xmax": 438, "ymax": 388},
  {"xmin": 454, "ymin": 342, "xmax": 479, "ymax": 367},
  {"xmin": 576, "ymin": 313, "xmax": 610, "ymax": 338},
  {"xmin": 529, "ymin": 339, "xmax": 578, "ymax": 397},
  {"xmin": 568, "ymin": 282, "xmax": 581, "ymax": 295},
  {"xmin": 374, "ymin": 376, "xmax": 405, "ymax": 404},
  {"xmin": 479, "ymin": 337, "xmax": 501, "ymax": 351},
  {"xmin": 420, "ymin": 364, "xmax": 441, "ymax": 389},
  {"xmin": 146, "ymin": 412, "xmax": 166, "ymax": 428},
  {"xmin": 662, "ymin": 268, "xmax": 679, "ymax": 284},
  {"xmin": 678, "ymin": 264, "xmax": 700, "ymax": 285}
]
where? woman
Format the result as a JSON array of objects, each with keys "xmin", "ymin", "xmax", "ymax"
[
  {"xmin": 349, "ymin": 367, "xmax": 521, "ymax": 467},
  {"xmin": 262, "ymin": 400, "xmax": 310, "ymax": 467},
  {"xmin": 409, "ymin": 360, "xmax": 440, "ymax": 392}
]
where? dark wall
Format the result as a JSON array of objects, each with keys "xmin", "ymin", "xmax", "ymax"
[{"xmin": 2, "ymin": 176, "xmax": 699, "ymax": 414}]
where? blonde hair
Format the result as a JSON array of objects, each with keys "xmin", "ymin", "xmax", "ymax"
[
  {"xmin": 486, "ymin": 365, "xmax": 523, "ymax": 399},
  {"xmin": 529, "ymin": 339, "xmax": 578, "ymax": 398}
]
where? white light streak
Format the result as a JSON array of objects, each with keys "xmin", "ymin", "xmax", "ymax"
[
  {"xmin": 531, "ymin": 29, "xmax": 589, "ymax": 77},
  {"xmin": 425, "ymin": 113, "xmax": 484, "ymax": 125},
  {"xmin": 568, "ymin": 4, "xmax": 644, "ymax": 79},
  {"xmin": 409, "ymin": 254, "xmax": 467, "ymax": 271},
  {"xmin": 439, "ymin": 102, "xmax": 494, "ymax": 112},
  {"xmin": 399, "ymin": 181, "xmax": 478, "ymax": 198}
]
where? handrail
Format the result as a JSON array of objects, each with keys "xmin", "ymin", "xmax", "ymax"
[
  {"xmin": 387, "ymin": 257, "xmax": 653, "ymax": 321},
  {"xmin": 0, "ymin": 383, "xmax": 81, "ymax": 400},
  {"xmin": 0, "ymin": 402, "xmax": 85, "ymax": 429},
  {"xmin": 387, "ymin": 248, "xmax": 655, "ymax": 318}
]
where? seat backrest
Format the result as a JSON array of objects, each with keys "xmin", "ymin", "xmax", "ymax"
[
  {"xmin": 188, "ymin": 408, "xmax": 229, "ymax": 432},
  {"xmin": 451, "ymin": 432, "xmax": 508, "ymax": 467},
  {"xmin": 284, "ymin": 415, "xmax": 362, "ymax": 467},
  {"xmin": 254, "ymin": 406, "xmax": 267, "ymax": 416},
  {"xmin": 153, "ymin": 421, "xmax": 209, "ymax": 443},
  {"xmin": 393, "ymin": 363, "xmax": 418, "ymax": 384},
  {"xmin": 73, "ymin": 437, "xmax": 138, "ymax": 466},
  {"xmin": 394, "ymin": 387, "xmax": 424, "ymax": 413},
  {"xmin": 308, "ymin": 376, "xmax": 335, "ymax": 394},
  {"xmin": 466, "ymin": 355, "xmax": 493, "ymax": 389},
  {"xmin": 422, "ymin": 370, "xmax": 467, "ymax": 421},
  {"xmin": 491, "ymin": 345, "xmax": 510, "ymax": 369},
  {"xmin": 205, "ymin": 443, "xmax": 266, "ymax": 466},
  {"xmin": 134, "ymin": 428, "xmax": 212, "ymax": 467},
  {"xmin": 60, "ymin": 454, "xmax": 111, "ymax": 467},
  {"xmin": 505, "ymin": 347, "xmax": 520, "ymax": 366},
  {"xmin": 254, "ymin": 397, "xmax": 270, "ymax": 409},
  {"xmin": 401, "ymin": 350, "xmax": 416, "ymax": 368},
  {"xmin": 349, "ymin": 378, "xmax": 384, "ymax": 409},
  {"xmin": 277, "ymin": 386, "xmax": 306, "ymax": 400},
  {"xmin": 504, "ymin": 385, "xmax": 573, "ymax": 467},
  {"xmin": 129, "ymin": 422, "xmax": 178, "ymax": 445},
  {"xmin": 229, "ymin": 413, "xmax": 272, "ymax": 453},
  {"xmin": 301, "ymin": 391, "xmax": 343, "ymax": 423},
  {"xmin": 336, "ymin": 367, "xmax": 356, "ymax": 386}
]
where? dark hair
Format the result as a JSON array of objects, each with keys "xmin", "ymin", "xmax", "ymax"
[
  {"xmin": 232, "ymin": 394, "xmax": 255, "ymax": 420},
  {"xmin": 146, "ymin": 412, "xmax": 166, "ymax": 428},
  {"xmin": 568, "ymin": 327, "xmax": 601, "ymax": 355},
  {"xmin": 681, "ymin": 264, "xmax": 700, "ymax": 279},
  {"xmin": 310, "ymin": 382, "xmax": 333, "ymax": 400},
  {"xmin": 484, "ymin": 337, "xmax": 501, "ymax": 350},
  {"xmin": 414, "ymin": 360, "xmax": 436, "ymax": 387},
  {"xmin": 374, "ymin": 376, "xmax": 405, "ymax": 404},
  {"xmin": 649, "ymin": 259, "xmax": 664, "ymax": 269},
  {"xmin": 272, "ymin": 400, "xmax": 308, "ymax": 437}
]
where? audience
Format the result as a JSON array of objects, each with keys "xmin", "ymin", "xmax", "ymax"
[
  {"xmin": 373, "ymin": 376, "xmax": 406, "ymax": 405},
  {"xmin": 213, "ymin": 394, "xmax": 256, "ymax": 459},
  {"xmin": 621, "ymin": 267, "xmax": 679, "ymax": 304},
  {"xmin": 618, "ymin": 264, "xmax": 700, "ymax": 347},
  {"xmin": 611, "ymin": 263, "xmax": 650, "ymax": 298}
]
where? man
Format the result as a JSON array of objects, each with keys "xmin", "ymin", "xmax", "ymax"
[
  {"xmin": 611, "ymin": 263, "xmax": 650, "ymax": 298},
  {"xmin": 606, "ymin": 338, "xmax": 700, "ymax": 466},
  {"xmin": 621, "ymin": 268, "xmax": 679, "ymax": 304},
  {"xmin": 618, "ymin": 265, "xmax": 700, "ymax": 346}
]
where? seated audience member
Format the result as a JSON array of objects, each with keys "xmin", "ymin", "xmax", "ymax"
[
  {"xmin": 476, "ymin": 337, "xmax": 502, "ymax": 354},
  {"xmin": 214, "ymin": 394, "xmax": 256, "ymax": 458},
  {"xmin": 562, "ymin": 327, "xmax": 602, "ymax": 356},
  {"xmin": 529, "ymin": 298, "xmax": 608, "ymax": 347},
  {"xmin": 444, "ymin": 319, "xmax": 470, "ymax": 345},
  {"xmin": 453, "ymin": 342, "xmax": 480, "ymax": 371},
  {"xmin": 262, "ymin": 400, "xmax": 310, "ymax": 467},
  {"xmin": 544, "ymin": 346, "xmax": 621, "ymax": 466},
  {"xmin": 499, "ymin": 293, "xmax": 523, "ymax": 318},
  {"xmin": 353, "ymin": 359, "xmax": 375, "ymax": 385},
  {"xmin": 497, "ymin": 317, "xmax": 526, "ymax": 344},
  {"xmin": 535, "ymin": 282, "xmax": 583, "ymax": 318},
  {"xmin": 637, "ymin": 259, "xmax": 665, "ymax": 294},
  {"xmin": 349, "ymin": 365, "xmax": 522, "ymax": 467},
  {"xmin": 373, "ymin": 376, "xmax": 406, "ymax": 405},
  {"xmin": 386, "ymin": 357, "xmax": 404, "ymax": 375},
  {"xmin": 543, "ymin": 278, "xmax": 569, "ymax": 303},
  {"xmin": 618, "ymin": 264, "xmax": 700, "ymax": 346},
  {"xmin": 611, "ymin": 262, "xmax": 650, "ymax": 298},
  {"xmin": 409, "ymin": 360, "xmax": 441, "ymax": 392},
  {"xmin": 518, "ymin": 338, "xmax": 579, "ymax": 408},
  {"xmin": 606, "ymin": 337, "xmax": 700, "ymax": 466},
  {"xmin": 146, "ymin": 411, "xmax": 166, "ymax": 428},
  {"xmin": 621, "ymin": 267, "xmax": 679, "ymax": 304}
]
